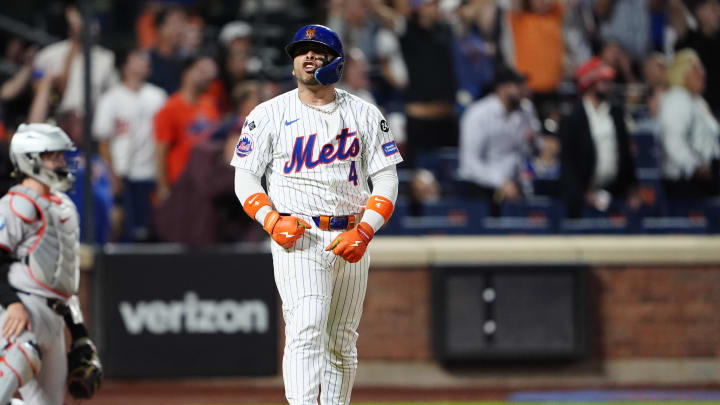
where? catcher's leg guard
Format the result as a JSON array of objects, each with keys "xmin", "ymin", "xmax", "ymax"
[{"xmin": 0, "ymin": 333, "xmax": 42, "ymax": 405}]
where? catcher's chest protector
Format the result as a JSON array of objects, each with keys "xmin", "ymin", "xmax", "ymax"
[{"xmin": 9, "ymin": 185, "xmax": 80, "ymax": 297}]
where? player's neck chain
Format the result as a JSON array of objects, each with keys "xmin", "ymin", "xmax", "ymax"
[{"xmin": 302, "ymin": 90, "xmax": 340, "ymax": 115}]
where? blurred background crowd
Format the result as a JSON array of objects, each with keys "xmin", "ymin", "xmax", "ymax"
[{"xmin": 0, "ymin": 0, "xmax": 719, "ymax": 244}]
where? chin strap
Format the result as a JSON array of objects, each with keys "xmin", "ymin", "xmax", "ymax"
[{"xmin": 315, "ymin": 56, "xmax": 344, "ymax": 86}]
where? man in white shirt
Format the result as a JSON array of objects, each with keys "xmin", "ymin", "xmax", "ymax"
[
  {"xmin": 559, "ymin": 57, "xmax": 639, "ymax": 218},
  {"xmin": 458, "ymin": 66, "xmax": 539, "ymax": 216},
  {"xmin": 33, "ymin": 2, "xmax": 116, "ymax": 116},
  {"xmin": 93, "ymin": 48, "xmax": 167, "ymax": 241}
]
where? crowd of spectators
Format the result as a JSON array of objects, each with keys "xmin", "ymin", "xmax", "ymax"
[{"xmin": 0, "ymin": 0, "xmax": 718, "ymax": 243}]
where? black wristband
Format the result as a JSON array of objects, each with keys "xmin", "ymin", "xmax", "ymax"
[
  {"xmin": 0, "ymin": 284, "xmax": 21, "ymax": 309},
  {"xmin": 63, "ymin": 311, "xmax": 89, "ymax": 340}
]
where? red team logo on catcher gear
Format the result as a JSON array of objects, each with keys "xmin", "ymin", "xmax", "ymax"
[{"xmin": 235, "ymin": 135, "xmax": 254, "ymax": 158}]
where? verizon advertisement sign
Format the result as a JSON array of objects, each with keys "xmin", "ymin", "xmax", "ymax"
[
  {"xmin": 119, "ymin": 292, "xmax": 270, "ymax": 335},
  {"xmin": 97, "ymin": 249, "xmax": 277, "ymax": 378}
]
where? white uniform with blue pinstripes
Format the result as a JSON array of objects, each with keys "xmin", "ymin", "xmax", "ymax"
[{"xmin": 231, "ymin": 88, "xmax": 402, "ymax": 404}]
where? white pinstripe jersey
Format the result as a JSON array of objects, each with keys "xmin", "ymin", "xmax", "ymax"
[{"xmin": 231, "ymin": 88, "xmax": 402, "ymax": 216}]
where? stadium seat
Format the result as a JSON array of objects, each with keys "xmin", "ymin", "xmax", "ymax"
[
  {"xmin": 704, "ymin": 198, "xmax": 720, "ymax": 233},
  {"xmin": 489, "ymin": 196, "xmax": 562, "ymax": 234},
  {"xmin": 399, "ymin": 199, "xmax": 488, "ymax": 235},
  {"xmin": 414, "ymin": 148, "xmax": 463, "ymax": 197},
  {"xmin": 631, "ymin": 131, "xmax": 658, "ymax": 170}
]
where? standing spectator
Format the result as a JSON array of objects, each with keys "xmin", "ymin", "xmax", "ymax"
[
  {"xmin": 458, "ymin": 66, "xmax": 539, "ymax": 216},
  {"xmin": 564, "ymin": 0, "xmax": 598, "ymax": 74},
  {"xmin": 206, "ymin": 21, "xmax": 259, "ymax": 115},
  {"xmin": 452, "ymin": 0, "xmax": 499, "ymax": 104},
  {"xmin": 327, "ymin": 0, "xmax": 377, "ymax": 58},
  {"xmin": 657, "ymin": 49, "xmax": 720, "ymax": 200},
  {"xmin": 507, "ymin": 0, "xmax": 565, "ymax": 123},
  {"xmin": 146, "ymin": 5, "xmax": 187, "ymax": 95},
  {"xmin": 559, "ymin": 57, "xmax": 639, "ymax": 218},
  {"xmin": 670, "ymin": 0, "xmax": 720, "ymax": 117},
  {"xmin": 508, "ymin": 0, "xmax": 565, "ymax": 93},
  {"xmin": 599, "ymin": 40, "xmax": 637, "ymax": 84},
  {"xmin": 93, "ymin": 48, "xmax": 167, "ymax": 242},
  {"xmin": 398, "ymin": 0, "xmax": 459, "ymax": 167},
  {"xmin": 179, "ymin": 13, "xmax": 204, "ymax": 58},
  {"xmin": 642, "ymin": 52, "xmax": 668, "ymax": 117},
  {"xmin": 135, "ymin": 2, "xmax": 162, "ymax": 49},
  {"xmin": 154, "ymin": 55, "xmax": 220, "ymax": 205},
  {"xmin": 338, "ymin": 47, "xmax": 376, "ymax": 104},
  {"xmin": 597, "ymin": 0, "xmax": 651, "ymax": 63},
  {"xmin": 154, "ymin": 80, "xmax": 262, "ymax": 245},
  {"xmin": 0, "ymin": 39, "xmax": 37, "ymax": 130},
  {"xmin": 32, "ymin": 1, "xmax": 116, "ymax": 121},
  {"xmin": 368, "ymin": 0, "xmax": 410, "ymax": 109}
]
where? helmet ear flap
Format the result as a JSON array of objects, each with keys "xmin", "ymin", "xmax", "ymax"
[{"xmin": 314, "ymin": 56, "xmax": 344, "ymax": 86}]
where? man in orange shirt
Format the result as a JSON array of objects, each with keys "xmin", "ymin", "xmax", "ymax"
[
  {"xmin": 509, "ymin": 0, "xmax": 565, "ymax": 93},
  {"xmin": 154, "ymin": 55, "xmax": 219, "ymax": 203}
]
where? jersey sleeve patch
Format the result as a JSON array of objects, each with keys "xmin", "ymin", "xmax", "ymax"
[
  {"xmin": 235, "ymin": 134, "xmax": 254, "ymax": 158},
  {"xmin": 382, "ymin": 140, "xmax": 399, "ymax": 156}
]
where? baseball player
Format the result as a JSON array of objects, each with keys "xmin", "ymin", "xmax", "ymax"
[
  {"xmin": 232, "ymin": 25, "xmax": 401, "ymax": 405},
  {"xmin": 0, "ymin": 123, "xmax": 102, "ymax": 404}
]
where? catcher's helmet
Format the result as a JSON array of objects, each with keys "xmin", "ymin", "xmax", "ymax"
[
  {"xmin": 285, "ymin": 24, "xmax": 344, "ymax": 86},
  {"xmin": 10, "ymin": 123, "xmax": 77, "ymax": 191}
]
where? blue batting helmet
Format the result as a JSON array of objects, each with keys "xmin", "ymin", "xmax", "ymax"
[{"xmin": 285, "ymin": 24, "xmax": 344, "ymax": 86}]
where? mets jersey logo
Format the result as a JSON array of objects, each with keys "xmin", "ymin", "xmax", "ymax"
[
  {"xmin": 235, "ymin": 135, "xmax": 254, "ymax": 158},
  {"xmin": 284, "ymin": 128, "xmax": 360, "ymax": 173},
  {"xmin": 305, "ymin": 27, "xmax": 316, "ymax": 39}
]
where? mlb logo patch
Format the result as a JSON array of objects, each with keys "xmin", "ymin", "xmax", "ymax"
[
  {"xmin": 382, "ymin": 141, "xmax": 398, "ymax": 156},
  {"xmin": 236, "ymin": 135, "xmax": 254, "ymax": 158}
]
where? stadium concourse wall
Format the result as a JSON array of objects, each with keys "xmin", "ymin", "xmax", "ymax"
[{"xmin": 77, "ymin": 235, "xmax": 720, "ymax": 388}]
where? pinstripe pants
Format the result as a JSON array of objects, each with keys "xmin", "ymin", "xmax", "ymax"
[{"xmin": 271, "ymin": 217, "xmax": 369, "ymax": 405}]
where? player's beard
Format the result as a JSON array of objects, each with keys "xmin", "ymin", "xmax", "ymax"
[
  {"xmin": 295, "ymin": 56, "xmax": 329, "ymax": 87},
  {"xmin": 295, "ymin": 69, "xmax": 320, "ymax": 87},
  {"xmin": 506, "ymin": 95, "xmax": 521, "ymax": 112}
]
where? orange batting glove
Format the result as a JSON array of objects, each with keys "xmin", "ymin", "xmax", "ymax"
[
  {"xmin": 325, "ymin": 222, "xmax": 374, "ymax": 263},
  {"xmin": 263, "ymin": 211, "xmax": 311, "ymax": 248}
]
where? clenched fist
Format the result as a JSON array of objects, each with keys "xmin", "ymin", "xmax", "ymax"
[
  {"xmin": 264, "ymin": 211, "xmax": 312, "ymax": 248},
  {"xmin": 325, "ymin": 222, "xmax": 374, "ymax": 263}
]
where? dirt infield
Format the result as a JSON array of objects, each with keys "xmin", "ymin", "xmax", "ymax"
[{"xmin": 89, "ymin": 381, "xmax": 509, "ymax": 405}]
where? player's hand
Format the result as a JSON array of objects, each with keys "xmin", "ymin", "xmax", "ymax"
[
  {"xmin": 325, "ymin": 222, "xmax": 374, "ymax": 263},
  {"xmin": 264, "ymin": 211, "xmax": 312, "ymax": 248},
  {"xmin": 2, "ymin": 302, "xmax": 31, "ymax": 340}
]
